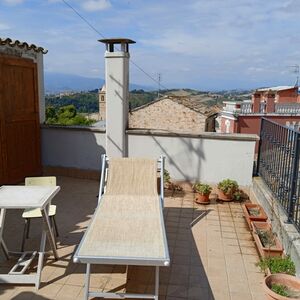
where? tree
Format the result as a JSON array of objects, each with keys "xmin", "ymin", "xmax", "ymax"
[{"xmin": 45, "ymin": 105, "xmax": 95, "ymax": 126}]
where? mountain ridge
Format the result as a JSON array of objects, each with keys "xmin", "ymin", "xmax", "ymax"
[{"xmin": 44, "ymin": 72, "xmax": 153, "ymax": 93}]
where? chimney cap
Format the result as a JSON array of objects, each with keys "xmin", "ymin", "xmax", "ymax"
[{"xmin": 98, "ymin": 38, "xmax": 136, "ymax": 44}]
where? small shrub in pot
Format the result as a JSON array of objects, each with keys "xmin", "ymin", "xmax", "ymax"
[
  {"xmin": 217, "ymin": 179, "xmax": 239, "ymax": 201},
  {"xmin": 193, "ymin": 182, "xmax": 212, "ymax": 204}
]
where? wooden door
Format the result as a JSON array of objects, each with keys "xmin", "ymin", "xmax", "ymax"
[{"xmin": 0, "ymin": 55, "xmax": 41, "ymax": 184}]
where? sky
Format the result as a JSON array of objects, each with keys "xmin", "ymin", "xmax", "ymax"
[{"xmin": 0, "ymin": 0, "xmax": 299, "ymax": 90}]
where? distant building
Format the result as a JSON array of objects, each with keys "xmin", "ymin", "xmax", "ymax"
[
  {"xmin": 217, "ymin": 86, "xmax": 300, "ymax": 150},
  {"xmin": 99, "ymin": 85, "xmax": 106, "ymax": 121},
  {"xmin": 128, "ymin": 95, "xmax": 219, "ymax": 133}
]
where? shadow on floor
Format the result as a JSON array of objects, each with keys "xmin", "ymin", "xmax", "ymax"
[{"xmin": 0, "ymin": 178, "xmax": 214, "ymax": 299}]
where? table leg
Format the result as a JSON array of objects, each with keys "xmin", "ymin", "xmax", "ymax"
[
  {"xmin": 41, "ymin": 204, "xmax": 58, "ymax": 260},
  {"xmin": 36, "ymin": 228, "xmax": 47, "ymax": 289},
  {"xmin": 154, "ymin": 266, "xmax": 159, "ymax": 300},
  {"xmin": 0, "ymin": 209, "xmax": 9, "ymax": 259}
]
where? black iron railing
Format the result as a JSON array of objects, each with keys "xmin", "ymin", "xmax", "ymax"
[{"xmin": 257, "ymin": 118, "xmax": 300, "ymax": 231}]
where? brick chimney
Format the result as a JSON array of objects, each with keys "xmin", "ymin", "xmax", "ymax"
[{"xmin": 99, "ymin": 38, "xmax": 135, "ymax": 157}]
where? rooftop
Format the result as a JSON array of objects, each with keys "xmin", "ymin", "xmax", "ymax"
[
  {"xmin": 256, "ymin": 86, "xmax": 296, "ymax": 92},
  {"xmin": 0, "ymin": 176, "xmax": 265, "ymax": 300},
  {"xmin": 0, "ymin": 37, "xmax": 48, "ymax": 54},
  {"xmin": 132, "ymin": 95, "xmax": 220, "ymax": 117}
]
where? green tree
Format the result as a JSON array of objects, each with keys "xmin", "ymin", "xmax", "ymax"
[{"xmin": 45, "ymin": 104, "xmax": 95, "ymax": 126}]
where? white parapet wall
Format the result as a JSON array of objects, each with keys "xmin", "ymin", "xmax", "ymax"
[
  {"xmin": 41, "ymin": 125, "xmax": 106, "ymax": 170},
  {"xmin": 41, "ymin": 126, "xmax": 258, "ymax": 186},
  {"xmin": 127, "ymin": 129, "xmax": 258, "ymax": 186}
]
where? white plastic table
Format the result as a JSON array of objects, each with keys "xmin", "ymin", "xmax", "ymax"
[{"xmin": 0, "ymin": 185, "xmax": 60, "ymax": 288}]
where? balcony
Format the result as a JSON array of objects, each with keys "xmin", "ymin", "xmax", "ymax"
[
  {"xmin": 275, "ymin": 103, "xmax": 300, "ymax": 114},
  {"xmin": 1, "ymin": 176, "xmax": 265, "ymax": 300},
  {"xmin": 224, "ymin": 102, "xmax": 300, "ymax": 115}
]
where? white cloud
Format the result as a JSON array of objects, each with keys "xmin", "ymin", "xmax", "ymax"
[
  {"xmin": 0, "ymin": 22, "xmax": 10, "ymax": 30},
  {"xmin": 81, "ymin": 0, "xmax": 111, "ymax": 12},
  {"xmin": 2, "ymin": 0, "xmax": 24, "ymax": 5}
]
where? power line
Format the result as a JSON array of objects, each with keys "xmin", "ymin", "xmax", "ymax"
[
  {"xmin": 60, "ymin": 0, "xmax": 169, "ymax": 90},
  {"xmin": 61, "ymin": 0, "xmax": 106, "ymax": 38}
]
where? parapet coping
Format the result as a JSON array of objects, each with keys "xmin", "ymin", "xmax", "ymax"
[
  {"xmin": 41, "ymin": 124, "xmax": 106, "ymax": 133},
  {"xmin": 41, "ymin": 125, "xmax": 259, "ymax": 141},
  {"xmin": 126, "ymin": 129, "xmax": 259, "ymax": 141}
]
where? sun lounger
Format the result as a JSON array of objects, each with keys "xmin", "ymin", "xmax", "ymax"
[{"xmin": 74, "ymin": 155, "xmax": 170, "ymax": 300}]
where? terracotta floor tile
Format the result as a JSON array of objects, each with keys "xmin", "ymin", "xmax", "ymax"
[
  {"xmin": 210, "ymin": 289, "xmax": 231, "ymax": 300},
  {"xmin": 222, "ymin": 232, "xmax": 237, "ymax": 239},
  {"xmin": 55, "ymin": 284, "xmax": 82, "ymax": 299},
  {"xmin": 0, "ymin": 178, "xmax": 265, "ymax": 300},
  {"xmin": 167, "ymin": 284, "xmax": 188, "ymax": 298},
  {"xmin": 241, "ymin": 246, "xmax": 258, "ymax": 255},
  {"xmin": 33, "ymin": 283, "xmax": 62, "ymax": 299},
  {"xmin": 188, "ymin": 286, "xmax": 210, "ymax": 300},
  {"xmin": 230, "ymin": 291, "xmax": 253, "ymax": 300}
]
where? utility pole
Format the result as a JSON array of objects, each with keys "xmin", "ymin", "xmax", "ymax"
[
  {"xmin": 158, "ymin": 73, "xmax": 161, "ymax": 98},
  {"xmin": 287, "ymin": 65, "xmax": 299, "ymax": 87}
]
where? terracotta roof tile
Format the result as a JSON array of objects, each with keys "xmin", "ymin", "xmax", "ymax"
[
  {"xmin": 168, "ymin": 96, "xmax": 220, "ymax": 116},
  {"xmin": 131, "ymin": 95, "xmax": 220, "ymax": 117},
  {"xmin": 0, "ymin": 37, "xmax": 48, "ymax": 54}
]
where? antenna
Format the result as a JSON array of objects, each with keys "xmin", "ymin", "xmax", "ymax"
[
  {"xmin": 287, "ymin": 65, "xmax": 299, "ymax": 87},
  {"xmin": 158, "ymin": 73, "xmax": 161, "ymax": 98}
]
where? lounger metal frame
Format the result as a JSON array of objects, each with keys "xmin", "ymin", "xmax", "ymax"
[{"xmin": 74, "ymin": 155, "xmax": 169, "ymax": 300}]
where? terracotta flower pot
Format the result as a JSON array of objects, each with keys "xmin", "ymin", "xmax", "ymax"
[
  {"xmin": 242, "ymin": 203, "xmax": 268, "ymax": 230},
  {"xmin": 264, "ymin": 274, "xmax": 300, "ymax": 300},
  {"xmin": 195, "ymin": 193, "xmax": 210, "ymax": 204},
  {"xmin": 217, "ymin": 189, "xmax": 233, "ymax": 201},
  {"xmin": 252, "ymin": 221, "xmax": 283, "ymax": 258}
]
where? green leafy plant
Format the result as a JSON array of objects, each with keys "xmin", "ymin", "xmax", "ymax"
[
  {"xmin": 163, "ymin": 170, "xmax": 183, "ymax": 193},
  {"xmin": 257, "ymin": 256, "xmax": 296, "ymax": 276},
  {"xmin": 271, "ymin": 283, "xmax": 289, "ymax": 297},
  {"xmin": 248, "ymin": 207, "xmax": 260, "ymax": 216},
  {"xmin": 217, "ymin": 179, "xmax": 238, "ymax": 195},
  {"xmin": 193, "ymin": 182, "xmax": 212, "ymax": 195},
  {"xmin": 163, "ymin": 169, "xmax": 171, "ymax": 183},
  {"xmin": 233, "ymin": 190, "xmax": 243, "ymax": 201}
]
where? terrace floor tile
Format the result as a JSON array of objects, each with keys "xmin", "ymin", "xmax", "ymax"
[{"xmin": 0, "ymin": 177, "xmax": 265, "ymax": 300}]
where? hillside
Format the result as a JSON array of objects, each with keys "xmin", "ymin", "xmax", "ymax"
[
  {"xmin": 44, "ymin": 72, "xmax": 153, "ymax": 93},
  {"xmin": 45, "ymin": 88, "xmax": 253, "ymax": 114}
]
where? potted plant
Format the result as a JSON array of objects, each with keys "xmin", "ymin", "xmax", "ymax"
[
  {"xmin": 193, "ymin": 182, "xmax": 212, "ymax": 204},
  {"xmin": 264, "ymin": 274, "xmax": 300, "ymax": 300},
  {"xmin": 217, "ymin": 179, "xmax": 239, "ymax": 201},
  {"xmin": 257, "ymin": 256, "xmax": 296, "ymax": 276},
  {"xmin": 252, "ymin": 221, "xmax": 283, "ymax": 258},
  {"xmin": 163, "ymin": 169, "xmax": 183, "ymax": 196},
  {"xmin": 242, "ymin": 203, "xmax": 268, "ymax": 230}
]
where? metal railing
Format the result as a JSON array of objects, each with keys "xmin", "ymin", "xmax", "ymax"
[{"xmin": 257, "ymin": 118, "xmax": 300, "ymax": 231}]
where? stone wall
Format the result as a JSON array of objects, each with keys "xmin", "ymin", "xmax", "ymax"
[{"xmin": 128, "ymin": 98, "xmax": 208, "ymax": 133}]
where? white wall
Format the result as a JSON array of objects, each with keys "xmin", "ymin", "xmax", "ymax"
[
  {"xmin": 127, "ymin": 131, "xmax": 257, "ymax": 186},
  {"xmin": 42, "ymin": 126, "xmax": 106, "ymax": 170},
  {"xmin": 42, "ymin": 126, "xmax": 257, "ymax": 186}
]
